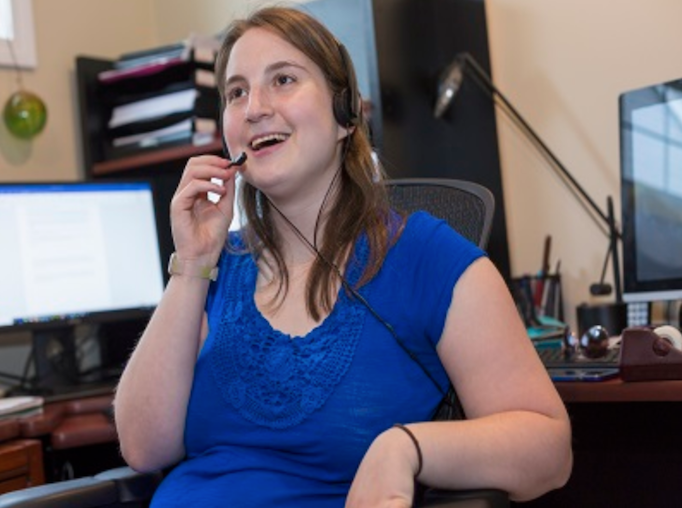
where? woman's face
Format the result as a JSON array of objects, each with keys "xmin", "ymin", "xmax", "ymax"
[{"xmin": 222, "ymin": 27, "xmax": 347, "ymax": 202}]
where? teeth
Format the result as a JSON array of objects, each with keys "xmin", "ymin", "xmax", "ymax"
[{"xmin": 250, "ymin": 133, "xmax": 288, "ymax": 150}]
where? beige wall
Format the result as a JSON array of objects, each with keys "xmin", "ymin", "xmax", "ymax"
[
  {"xmin": 486, "ymin": 0, "xmax": 682, "ymax": 329},
  {"xmin": 0, "ymin": 0, "xmax": 156, "ymax": 182},
  {"xmin": 0, "ymin": 0, "xmax": 680, "ymax": 338},
  {"xmin": 151, "ymin": 0, "xmax": 309, "ymax": 45}
]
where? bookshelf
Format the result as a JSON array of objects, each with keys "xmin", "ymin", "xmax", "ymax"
[
  {"xmin": 75, "ymin": 55, "xmax": 222, "ymax": 178},
  {"xmin": 90, "ymin": 138, "xmax": 222, "ymax": 176},
  {"xmin": 75, "ymin": 52, "xmax": 223, "ymax": 271}
]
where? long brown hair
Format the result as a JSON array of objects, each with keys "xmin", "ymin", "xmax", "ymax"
[{"xmin": 216, "ymin": 7, "xmax": 400, "ymax": 320}]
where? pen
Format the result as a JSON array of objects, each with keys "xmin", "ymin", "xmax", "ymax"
[{"xmin": 535, "ymin": 235, "xmax": 552, "ymax": 310}]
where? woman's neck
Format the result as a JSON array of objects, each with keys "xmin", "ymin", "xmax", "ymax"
[{"xmin": 268, "ymin": 175, "xmax": 340, "ymax": 263}]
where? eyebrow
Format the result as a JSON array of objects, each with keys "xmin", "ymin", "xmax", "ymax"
[{"xmin": 224, "ymin": 60, "xmax": 308, "ymax": 88}]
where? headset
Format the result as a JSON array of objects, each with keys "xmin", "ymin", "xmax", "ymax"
[{"xmin": 332, "ymin": 42, "xmax": 361, "ymax": 129}]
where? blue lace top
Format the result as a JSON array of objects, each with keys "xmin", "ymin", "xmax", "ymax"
[{"xmin": 150, "ymin": 211, "xmax": 485, "ymax": 508}]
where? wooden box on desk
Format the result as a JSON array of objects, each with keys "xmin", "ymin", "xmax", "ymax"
[{"xmin": 620, "ymin": 327, "xmax": 682, "ymax": 381}]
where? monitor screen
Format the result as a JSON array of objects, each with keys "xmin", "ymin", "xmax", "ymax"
[
  {"xmin": 620, "ymin": 78, "xmax": 682, "ymax": 302},
  {"xmin": 0, "ymin": 181, "xmax": 165, "ymax": 330}
]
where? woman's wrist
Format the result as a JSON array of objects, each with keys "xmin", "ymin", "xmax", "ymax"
[
  {"xmin": 167, "ymin": 252, "xmax": 219, "ymax": 281},
  {"xmin": 392, "ymin": 424, "xmax": 423, "ymax": 479}
]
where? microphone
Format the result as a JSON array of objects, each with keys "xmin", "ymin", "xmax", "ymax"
[
  {"xmin": 434, "ymin": 55, "xmax": 465, "ymax": 119},
  {"xmin": 228, "ymin": 151, "xmax": 247, "ymax": 167},
  {"xmin": 208, "ymin": 152, "xmax": 247, "ymax": 204}
]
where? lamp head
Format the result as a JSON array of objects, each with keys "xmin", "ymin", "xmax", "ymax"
[{"xmin": 434, "ymin": 55, "xmax": 465, "ymax": 119}]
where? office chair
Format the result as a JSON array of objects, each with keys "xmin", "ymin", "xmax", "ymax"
[
  {"xmin": 0, "ymin": 178, "xmax": 507, "ymax": 508},
  {"xmin": 384, "ymin": 178, "xmax": 494, "ymax": 250}
]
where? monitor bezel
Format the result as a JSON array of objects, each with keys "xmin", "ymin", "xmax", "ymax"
[
  {"xmin": 0, "ymin": 179, "xmax": 165, "ymax": 334},
  {"xmin": 620, "ymin": 78, "xmax": 682, "ymax": 303}
]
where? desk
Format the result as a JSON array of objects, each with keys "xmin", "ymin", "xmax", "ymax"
[
  {"xmin": 5, "ymin": 394, "xmax": 121, "ymax": 485},
  {"xmin": 0, "ymin": 421, "xmax": 44, "ymax": 495},
  {"xmin": 19, "ymin": 395, "xmax": 117, "ymax": 450},
  {"xmin": 519, "ymin": 377, "xmax": 682, "ymax": 507},
  {"xmin": 556, "ymin": 377, "xmax": 682, "ymax": 402}
]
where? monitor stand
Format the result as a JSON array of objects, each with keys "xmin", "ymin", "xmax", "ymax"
[
  {"xmin": 31, "ymin": 326, "xmax": 80, "ymax": 394},
  {"xmin": 2, "ymin": 326, "xmax": 81, "ymax": 398}
]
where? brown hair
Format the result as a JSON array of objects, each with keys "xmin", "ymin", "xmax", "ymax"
[{"xmin": 216, "ymin": 6, "xmax": 400, "ymax": 320}]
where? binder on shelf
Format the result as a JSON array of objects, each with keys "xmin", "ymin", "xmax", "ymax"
[
  {"xmin": 100, "ymin": 33, "xmax": 220, "ymax": 84},
  {"xmin": 107, "ymin": 85, "xmax": 218, "ymax": 136},
  {"xmin": 99, "ymin": 56, "xmax": 189, "ymax": 84},
  {"xmin": 108, "ymin": 88, "xmax": 200, "ymax": 129},
  {"xmin": 111, "ymin": 116, "xmax": 216, "ymax": 148},
  {"xmin": 104, "ymin": 69, "xmax": 217, "ymax": 108},
  {"xmin": 114, "ymin": 42, "xmax": 188, "ymax": 70}
]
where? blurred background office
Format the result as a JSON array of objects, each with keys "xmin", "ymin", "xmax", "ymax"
[{"xmin": 1, "ymin": 0, "xmax": 681, "ymax": 357}]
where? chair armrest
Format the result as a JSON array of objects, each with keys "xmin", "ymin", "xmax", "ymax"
[
  {"xmin": 94, "ymin": 466, "xmax": 163, "ymax": 503},
  {"xmin": 0, "ymin": 477, "xmax": 116, "ymax": 508},
  {"xmin": 417, "ymin": 488, "xmax": 509, "ymax": 508}
]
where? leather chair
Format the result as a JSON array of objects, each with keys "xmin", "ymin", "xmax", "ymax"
[{"xmin": 0, "ymin": 178, "xmax": 508, "ymax": 508}]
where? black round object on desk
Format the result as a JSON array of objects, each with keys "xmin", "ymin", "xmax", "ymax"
[{"xmin": 576, "ymin": 302, "xmax": 628, "ymax": 338}]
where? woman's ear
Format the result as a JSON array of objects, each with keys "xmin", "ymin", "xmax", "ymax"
[{"xmin": 337, "ymin": 124, "xmax": 355, "ymax": 141}]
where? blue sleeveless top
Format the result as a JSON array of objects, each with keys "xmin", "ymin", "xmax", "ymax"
[{"xmin": 150, "ymin": 212, "xmax": 485, "ymax": 507}]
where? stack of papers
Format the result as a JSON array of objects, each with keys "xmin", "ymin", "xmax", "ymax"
[{"xmin": 0, "ymin": 396, "xmax": 44, "ymax": 420}]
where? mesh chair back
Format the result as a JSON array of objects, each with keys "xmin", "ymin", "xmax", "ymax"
[
  {"xmin": 385, "ymin": 178, "xmax": 494, "ymax": 249},
  {"xmin": 385, "ymin": 178, "xmax": 495, "ymax": 421}
]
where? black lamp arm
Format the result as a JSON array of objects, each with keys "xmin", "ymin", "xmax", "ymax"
[{"xmin": 457, "ymin": 52, "xmax": 620, "ymax": 240}]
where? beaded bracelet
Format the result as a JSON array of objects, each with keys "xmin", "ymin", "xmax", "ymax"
[{"xmin": 393, "ymin": 423, "xmax": 423, "ymax": 478}]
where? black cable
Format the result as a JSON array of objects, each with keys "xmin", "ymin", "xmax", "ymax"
[
  {"xmin": 265, "ymin": 187, "xmax": 449, "ymax": 402},
  {"xmin": 254, "ymin": 129, "xmax": 452, "ymax": 412}
]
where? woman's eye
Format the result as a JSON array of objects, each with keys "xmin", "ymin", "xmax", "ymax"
[
  {"xmin": 274, "ymin": 74, "xmax": 295, "ymax": 86},
  {"xmin": 226, "ymin": 87, "xmax": 247, "ymax": 102}
]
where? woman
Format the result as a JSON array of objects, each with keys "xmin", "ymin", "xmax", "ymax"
[{"xmin": 114, "ymin": 7, "xmax": 572, "ymax": 507}]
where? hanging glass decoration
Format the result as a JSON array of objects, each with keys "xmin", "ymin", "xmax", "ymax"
[{"xmin": 2, "ymin": 37, "xmax": 47, "ymax": 139}]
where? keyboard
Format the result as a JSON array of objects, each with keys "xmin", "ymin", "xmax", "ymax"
[{"xmin": 537, "ymin": 347, "xmax": 620, "ymax": 369}]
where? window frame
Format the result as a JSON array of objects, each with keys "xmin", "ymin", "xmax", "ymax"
[{"xmin": 0, "ymin": 0, "xmax": 37, "ymax": 69}]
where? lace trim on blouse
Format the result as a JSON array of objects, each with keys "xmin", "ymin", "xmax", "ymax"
[{"xmin": 210, "ymin": 242, "xmax": 369, "ymax": 429}]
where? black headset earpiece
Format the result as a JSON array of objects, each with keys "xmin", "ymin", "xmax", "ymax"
[{"xmin": 333, "ymin": 43, "xmax": 361, "ymax": 128}]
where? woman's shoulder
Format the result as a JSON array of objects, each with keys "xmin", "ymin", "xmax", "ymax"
[
  {"xmin": 388, "ymin": 210, "xmax": 486, "ymax": 269},
  {"xmin": 400, "ymin": 210, "xmax": 477, "ymax": 247}
]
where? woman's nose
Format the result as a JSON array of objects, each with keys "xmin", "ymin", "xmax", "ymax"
[{"xmin": 245, "ymin": 87, "xmax": 273, "ymax": 122}]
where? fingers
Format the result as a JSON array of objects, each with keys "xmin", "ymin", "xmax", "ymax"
[
  {"xmin": 173, "ymin": 155, "xmax": 236, "ymax": 212},
  {"xmin": 169, "ymin": 155, "xmax": 240, "ymax": 260},
  {"xmin": 176, "ymin": 155, "xmax": 230, "ymax": 194}
]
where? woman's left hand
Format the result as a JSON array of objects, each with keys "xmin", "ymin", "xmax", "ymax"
[{"xmin": 346, "ymin": 427, "xmax": 420, "ymax": 508}]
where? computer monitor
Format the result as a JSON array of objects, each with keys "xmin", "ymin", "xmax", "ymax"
[
  {"xmin": 620, "ymin": 78, "xmax": 682, "ymax": 303},
  {"xmin": 0, "ymin": 181, "xmax": 165, "ymax": 393}
]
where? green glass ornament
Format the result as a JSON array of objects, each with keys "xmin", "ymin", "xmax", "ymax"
[{"xmin": 3, "ymin": 90, "xmax": 48, "ymax": 139}]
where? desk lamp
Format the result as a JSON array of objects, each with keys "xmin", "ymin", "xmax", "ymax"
[{"xmin": 434, "ymin": 52, "xmax": 625, "ymax": 333}]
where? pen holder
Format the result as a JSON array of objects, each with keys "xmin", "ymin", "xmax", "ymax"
[
  {"xmin": 620, "ymin": 327, "xmax": 682, "ymax": 381},
  {"xmin": 510, "ymin": 273, "xmax": 563, "ymax": 327}
]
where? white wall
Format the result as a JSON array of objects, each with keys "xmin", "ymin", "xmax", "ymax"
[
  {"xmin": 151, "ymin": 0, "xmax": 309, "ymax": 45},
  {"xmin": 0, "ymin": 0, "xmax": 156, "ymax": 182},
  {"xmin": 486, "ymin": 0, "xmax": 682, "ymax": 329}
]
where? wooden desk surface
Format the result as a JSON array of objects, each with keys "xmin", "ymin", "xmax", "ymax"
[
  {"xmin": 18, "ymin": 395, "xmax": 114, "ymax": 439},
  {"xmin": 556, "ymin": 377, "xmax": 682, "ymax": 402}
]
